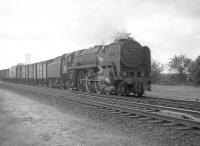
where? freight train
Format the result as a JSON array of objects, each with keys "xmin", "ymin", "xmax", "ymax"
[{"xmin": 0, "ymin": 37, "xmax": 151, "ymax": 96}]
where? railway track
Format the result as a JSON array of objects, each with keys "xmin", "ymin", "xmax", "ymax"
[
  {"xmin": 1, "ymin": 82, "xmax": 200, "ymax": 130},
  {"xmin": 71, "ymin": 90, "xmax": 200, "ymax": 112}
]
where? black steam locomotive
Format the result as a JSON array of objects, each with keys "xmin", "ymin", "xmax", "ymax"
[{"xmin": 0, "ymin": 37, "xmax": 151, "ymax": 96}]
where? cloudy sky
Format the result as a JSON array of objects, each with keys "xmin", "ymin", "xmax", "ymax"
[{"xmin": 0, "ymin": 0, "xmax": 200, "ymax": 69}]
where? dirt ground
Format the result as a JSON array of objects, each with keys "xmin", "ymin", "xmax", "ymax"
[
  {"xmin": 0, "ymin": 88, "xmax": 145, "ymax": 146},
  {"xmin": 146, "ymin": 84, "xmax": 200, "ymax": 101}
]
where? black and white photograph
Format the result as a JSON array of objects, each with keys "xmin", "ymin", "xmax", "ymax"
[{"xmin": 0, "ymin": 0, "xmax": 200, "ymax": 145}]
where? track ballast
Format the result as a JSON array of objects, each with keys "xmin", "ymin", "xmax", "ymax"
[{"xmin": 1, "ymin": 81, "xmax": 200, "ymax": 130}]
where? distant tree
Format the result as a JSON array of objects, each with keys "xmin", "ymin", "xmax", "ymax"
[
  {"xmin": 168, "ymin": 54, "xmax": 192, "ymax": 82},
  {"xmin": 151, "ymin": 60, "xmax": 164, "ymax": 83},
  {"xmin": 187, "ymin": 60, "xmax": 196, "ymax": 82},
  {"xmin": 189, "ymin": 56, "xmax": 200, "ymax": 86}
]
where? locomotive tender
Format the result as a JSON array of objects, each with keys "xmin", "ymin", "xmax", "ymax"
[{"xmin": 0, "ymin": 37, "xmax": 151, "ymax": 96}]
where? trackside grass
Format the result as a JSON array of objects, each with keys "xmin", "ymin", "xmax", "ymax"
[{"xmin": 146, "ymin": 85, "xmax": 200, "ymax": 101}]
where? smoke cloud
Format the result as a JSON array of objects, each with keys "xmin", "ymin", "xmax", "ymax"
[{"xmin": 65, "ymin": 7, "xmax": 127, "ymax": 46}]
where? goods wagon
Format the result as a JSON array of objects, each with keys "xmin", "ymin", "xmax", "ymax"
[
  {"xmin": 0, "ymin": 69, "xmax": 9, "ymax": 80},
  {"xmin": 36, "ymin": 61, "xmax": 47, "ymax": 79},
  {"xmin": 28, "ymin": 64, "xmax": 35, "ymax": 79},
  {"xmin": 33, "ymin": 64, "xmax": 37, "ymax": 79},
  {"xmin": 25, "ymin": 65, "xmax": 29, "ymax": 79},
  {"xmin": 9, "ymin": 66, "xmax": 17, "ymax": 79},
  {"xmin": 37, "ymin": 62, "xmax": 43, "ymax": 79},
  {"xmin": 36, "ymin": 59, "xmax": 53, "ymax": 85},
  {"xmin": 16, "ymin": 64, "xmax": 23, "ymax": 79},
  {"xmin": 22, "ymin": 65, "xmax": 26, "ymax": 79}
]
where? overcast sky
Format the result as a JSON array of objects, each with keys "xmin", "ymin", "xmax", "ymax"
[{"xmin": 0, "ymin": 0, "xmax": 200, "ymax": 69}]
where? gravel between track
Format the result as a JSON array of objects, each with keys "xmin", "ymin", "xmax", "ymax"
[{"xmin": 1, "ymin": 83, "xmax": 200, "ymax": 146}]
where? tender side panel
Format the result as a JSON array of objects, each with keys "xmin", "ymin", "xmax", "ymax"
[
  {"xmin": 47, "ymin": 62, "xmax": 61, "ymax": 78},
  {"xmin": 47, "ymin": 56, "xmax": 62, "ymax": 78}
]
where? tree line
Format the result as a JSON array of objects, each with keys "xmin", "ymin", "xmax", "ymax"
[{"xmin": 151, "ymin": 54, "xmax": 200, "ymax": 86}]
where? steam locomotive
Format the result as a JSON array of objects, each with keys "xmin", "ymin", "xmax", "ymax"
[{"xmin": 0, "ymin": 37, "xmax": 151, "ymax": 96}]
